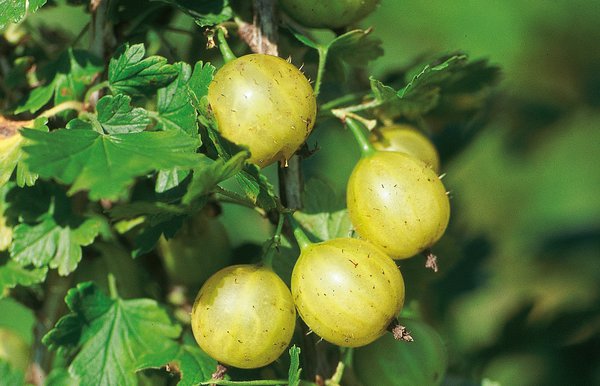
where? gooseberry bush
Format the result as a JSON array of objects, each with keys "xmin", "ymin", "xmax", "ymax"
[{"xmin": 0, "ymin": 1, "xmax": 499, "ymax": 385}]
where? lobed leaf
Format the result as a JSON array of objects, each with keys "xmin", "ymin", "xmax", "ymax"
[
  {"xmin": 327, "ymin": 29, "xmax": 384, "ymax": 70},
  {"xmin": 0, "ymin": 117, "xmax": 47, "ymax": 189},
  {"xmin": 0, "ymin": 0, "xmax": 47, "ymax": 31},
  {"xmin": 44, "ymin": 282, "xmax": 182, "ymax": 386},
  {"xmin": 369, "ymin": 53, "xmax": 500, "ymax": 119},
  {"xmin": 182, "ymin": 151, "xmax": 249, "ymax": 205},
  {"xmin": 21, "ymin": 128, "xmax": 202, "ymax": 201},
  {"xmin": 0, "ymin": 256, "xmax": 47, "ymax": 297},
  {"xmin": 109, "ymin": 44, "xmax": 178, "ymax": 96},
  {"xmin": 15, "ymin": 49, "xmax": 103, "ymax": 114},
  {"xmin": 156, "ymin": 62, "xmax": 198, "ymax": 136},
  {"xmin": 10, "ymin": 214, "xmax": 103, "ymax": 276},
  {"xmin": 95, "ymin": 94, "xmax": 151, "ymax": 134}
]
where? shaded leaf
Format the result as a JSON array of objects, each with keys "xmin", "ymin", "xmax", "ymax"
[
  {"xmin": 0, "ymin": 256, "xmax": 47, "ymax": 297},
  {"xmin": 15, "ymin": 49, "xmax": 102, "ymax": 114},
  {"xmin": 182, "ymin": 152, "xmax": 249, "ymax": 205},
  {"xmin": 235, "ymin": 165, "xmax": 278, "ymax": 211},
  {"xmin": 110, "ymin": 202, "xmax": 187, "ymax": 225},
  {"xmin": 327, "ymin": 29, "xmax": 383, "ymax": 69},
  {"xmin": 155, "ymin": 169, "xmax": 191, "ymax": 193},
  {"xmin": 295, "ymin": 179, "xmax": 353, "ymax": 242},
  {"xmin": 369, "ymin": 54, "xmax": 499, "ymax": 119}
]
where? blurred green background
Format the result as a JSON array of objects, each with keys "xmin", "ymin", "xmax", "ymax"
[
  {"xmin": 361, "ymin": 1, "xmax": 600, "ymax": 385},
  {"xmin": 2, "ymin": 0, "xmax": 599, "ymax": 385}
]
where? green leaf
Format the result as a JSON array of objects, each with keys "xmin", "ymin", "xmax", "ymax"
[
  {"xmin": 137, "ymin": 342, "xmax": 217, "ymax": 386},
  {"xmin": 15, "ymin": 49, "xmax": 103, "ymax": 114},
  {"xmin": 288, "ymin": 346, "xmax": 302, "ymax": 386},
  {"xmin": 132, "ymin": 215, "xmax": 185, "ymax": 258},
  {"xmin": 0, "ymin": 132, "xmax": 22, "ymax": 189},
  {"xmin": 0, "ymin": 359, "xmax": 25, "ymax": 386},
  {"xmin": 45, "ymin": 368, "xmax": 80, "ymax": 386},
  {"xmin": 289, "ymin": 28, "xmax": 382, "ymax": 83},
  {"xmin": 156, "ymin": 62, "xmax": 198, "ymax": 136},
  {"xmin": 10, "ymin": 214, "xmax": 102, "ymax": 276},
  {"xmin": 14, "ymin": 83, "xmax": 54, "ymax": 114},
  {"xmin": 0, "ymin": 117, "xmax": 47, "ymax": 189},
  {"xmin": 182, "ymin": 152, "xmax": 249, "ymax": 205},
  {"xmin": 95, "ymin": 94, "xmax": 151, "ymax": 134},
  {"xmin": 0, "ymin": 255, "xmax": 47, "ymax": 297},
  {"xmin": 43, "ymin": 282, "xmax": 182, "ymax": 386},
  {"xmin": 0, "ymin": 0, "xmax": 47, "ymax": 31},
  {"xmin": 110, "ymin": 200, "xmax": 188, "ymax": 257},
  {"xmin": 235, "ymin": 165, "xmax": 278, "ymax": 212},
  {"xmin": 3, "ymin": 182, "xmax": 53, "ymax": 223},
  {"xmin": 327, "ymin": 29, "xmax": 383, "ymax": 69},
  {"xmin": 108, "ymin": 44, "xmax": 178, "ymax": 96},
  {"xmin": 188, "ymin": 61, "xmax": 216, "ymax": 124},
  {"xmin": 295, "ymin": 179, "xmax": 353, "ymax": 242},
  {"xmin": 21, "ymin": 128, "xmax": 202, "ymax": 200},
  {"xmin": 288, "ymin": 29, "xmax": 320, "ymax": 50},
  {"xmin": 156, "ymin": 0, "xmax": 233, "ymax": 27},
  {"xmin": 0, "ymin": 186, "xmax": 11, "ymax": 252},
  {"xmin": 16, "ymin": 118, "xmax": 48, "ymax": 187},
  {"xmin": 155, "ymin": 169, "xmax": 191, "ymax": 193},
  {"xmin": 110, "ymin": 202, "xmax": 187, "ymax": 225},
  {"xmin": 368, "ymin": 54, "xmax": 500, "ymax": 119},
  {"xmin": 0, "ymin": 297, "xmax": 36, "ymax": 344}
]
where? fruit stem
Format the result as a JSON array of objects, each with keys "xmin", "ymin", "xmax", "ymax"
[
  {"xmin": 261, "ymin": 214, "xmax": 284, "ymax": 268},
  {"xmin": 285, "ymin": 213, "xmax": 312, "ymax": 250},
  {"xmin": 313, "ymin": 47, "xmax": 328, "ymax": 98},
  {"xmin": 83, "ymin": 80, "xmax": 109, "ymax": 105},
  {"xmin": 345, "ymin": 116, "xmax": 377, "ymax": 158},
  {"xmin": 216, "ymin": 27, "xmax": 237, "ymax": 63},
  {"xmin": 38, "ymin": 101, "xmax": 84, "ymax": 118},
  {"xmin": 107, "ymin": 273, "xmax": 119, "ymax": 299}
]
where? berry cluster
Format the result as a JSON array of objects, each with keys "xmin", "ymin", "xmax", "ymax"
[{"xmin": 160, "ymin": 1, "xmax": 450, "ymax": 381}]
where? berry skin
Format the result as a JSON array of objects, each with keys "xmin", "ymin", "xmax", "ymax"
[
  {"xmin": 191, "ymin": 264, "xmax": 296, "ymax": 369},
  {"xmin": 207, "ymin": 54, "xmax": 316, "ymax": 168},
  {"xmin": 371, "ymin": 124, "xmax": 441, "ymax": 172},
  {"xmin": 291, "ymin": 237, "xmax": 404, "ymax": 347},
  {"xmin": 280, "ymin": 0, "xmax": 380, "ymax": 29},
  {"xmin": 347, "ymin": 151, "xmax": 450, "ymax": 259}
]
